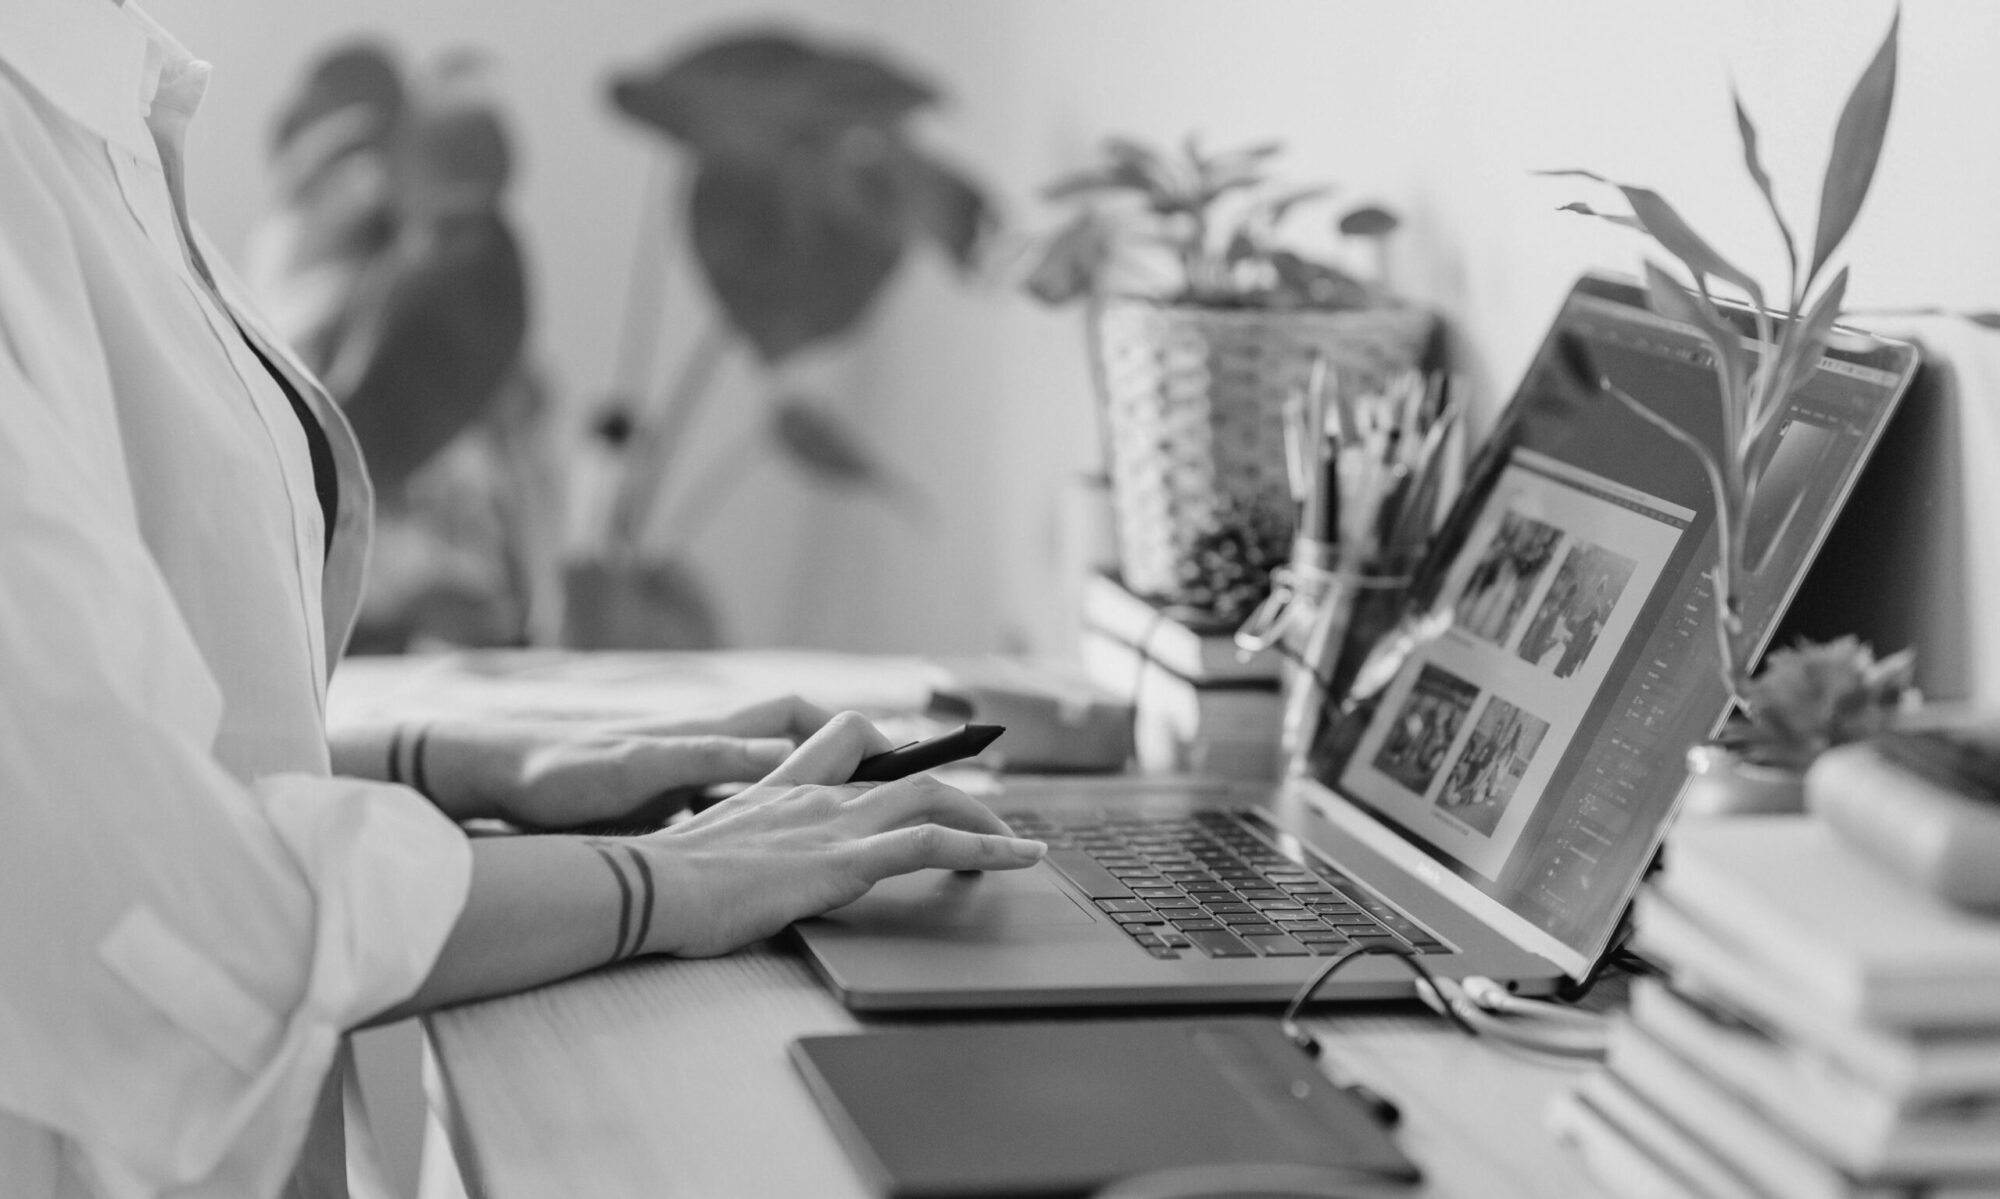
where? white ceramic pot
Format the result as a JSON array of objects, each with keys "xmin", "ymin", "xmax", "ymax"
[{"xmin": 1679, "ymin": 743, "xmax": 1807, "ymax": 817}]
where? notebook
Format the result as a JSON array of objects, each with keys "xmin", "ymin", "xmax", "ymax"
[
  {"xmin": 791, "ymin": 1018, "xmax": 1418, "ymax": 1198},
  {"xmin": 792, "ymin": 272, "xmax": 1921, "ymax": 1012},
  {"xmin": 1646, "ymin": 817, "xmax": 2000, "ymax": 1028}
]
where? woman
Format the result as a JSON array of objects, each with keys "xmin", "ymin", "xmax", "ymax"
[{"xmin": 0, "ymin": 4, "xmax": 1045, "ymax": 1196}]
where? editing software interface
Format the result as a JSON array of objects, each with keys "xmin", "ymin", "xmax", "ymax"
[{"xmin": 1308, "ymin": 279, "xmax": 1911, "ymax": 963}]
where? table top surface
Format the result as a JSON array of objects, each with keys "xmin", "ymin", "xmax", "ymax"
[
  {"xmin": 424, "ymin": 939, "xmax": 1611, "ymax": 1199},
  {"xmin": 341, "ymin": 649, "xmax": 1611, "ymax": 1197}
]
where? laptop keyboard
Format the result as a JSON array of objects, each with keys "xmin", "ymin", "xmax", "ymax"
[{"xmin": 999, "ymin": 809, "xmax": 1452, "ymax": 962}]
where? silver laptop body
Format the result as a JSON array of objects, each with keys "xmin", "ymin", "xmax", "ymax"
[{"xmin": 794, "ymin": 273, "xmax": 1920, "ymax": 1012}]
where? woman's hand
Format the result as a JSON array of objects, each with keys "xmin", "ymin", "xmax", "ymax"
[
  {"xmin": 634, "ymin": 711, "xmax": 1047, "ymax": 958},
  {"xmin": 333, "ymin": 695, "xmax": 841, "ymax": 828}
]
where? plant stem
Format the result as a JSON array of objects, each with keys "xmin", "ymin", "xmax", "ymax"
[
  {"xmin": 657, "ymin": 423, "xmax": 767, "ymax": 549},
  {"xmin": 604, "ymin": 314, "xmax": 736, "ymax": 562},
  {"xmin": 1603, "ymin": 380, "xmax": 1752, "ymax": 709},
  {"xmin": 608, "ymin": 154, "xmax": 674, "ymax": 406}
]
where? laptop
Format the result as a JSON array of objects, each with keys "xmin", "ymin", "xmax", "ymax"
[{"xmin": 793, "ymin": 272, "xmax": 1921, "ymax": 1012}]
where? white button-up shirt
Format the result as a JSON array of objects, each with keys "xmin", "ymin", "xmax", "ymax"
[{"xmin": 0, "ymin": 3, "xmax": 473, "ymax": 1196}]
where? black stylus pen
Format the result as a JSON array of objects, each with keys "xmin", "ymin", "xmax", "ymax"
[{"xmin": 848, "ymin": 724, "xmax": 1006, "ymax": 783}]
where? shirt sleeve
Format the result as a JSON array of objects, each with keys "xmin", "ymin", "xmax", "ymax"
[{"xmin": 0, "ymin": 87, "xmax": 471, "ymax": 1198}]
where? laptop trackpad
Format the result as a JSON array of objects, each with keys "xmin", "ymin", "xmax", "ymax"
[{"xmin": 818, "ymin": 868, "xmax": 1098, "ymax": 933}]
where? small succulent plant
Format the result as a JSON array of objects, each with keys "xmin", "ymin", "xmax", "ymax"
[
  {"xmin": 1166, "ymin": 499, "xmax": 1294, "ymax": 627},
  {"xmin": 1721, "ymin": 637, "xmax": 1917, "ymax": 772}
]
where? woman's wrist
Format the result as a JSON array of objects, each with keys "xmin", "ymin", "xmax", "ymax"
[
  {"xmin": 584, "ymin": 837, "xmax": 684, "ymax": 960},
  {"xmin": 328, "ymin": 719, "xmax": 503, "ymax": 822}
]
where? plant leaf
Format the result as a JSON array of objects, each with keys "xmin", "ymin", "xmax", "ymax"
[
  {"xmin": 1265, "ymin": 251, "xmax": 1369, "ymax": 310},
  {"xmin": 1248, "ymin": 185, "xmax": 1332, "ymax": 232},
  {"xmin": 1642, "ymin": 259, "xmax": 1750, "ymax": 445},
  {"xmin": 1338, "ymin": 204, "xmax": 1400, "ymax": 237},
  {"xmin": 770, "ymin": 398, "xmax": 884, "ymax": 486},
  {"xmin": 1039, "ymin": 165, "xmax": 1144, "ymax": 201},
  {"xmin": 1192, "ymin": 173, "xmax": 1265, "ymax": 211},
  {"xmin": 1733, "ymin": 87, "xmax": 1800, "ymax": 306},
  {"xmin": 1621, "ymin": 185, "xmax": 1763, "ymax": 308},
  {"xmin": 335, "ymin": 216, "xmax": 530, "ymax": 491},
  {"xmin": 1809, "ymin": 9, "xmax": 1899, "ymax": 282},
  {"xmin": 608, "ymin": 30, "xmax": 938, "ymax": 158},
  {"xmin": 273, "ymin": 40, "xmax": 406, "ymax": 155},
  {"xmin": 1101, "ymin": 137, "xmax": 1181, "ymax": 206},
  {"xmin": 898, "ymin": 154, "xmax": 992, "ymax": 268},
  {"xmin": 686, "ymin": 157, "xmax": 903, "ymax": 362},
  {"xmin": 1544, "ymin": 169, "xmax": 1762, "ymax": 306},
  {"xmin": 1223, "ymin": 228, "xmax": 1261, "ymax": 267},
  {"xmin": 1206, "ymin": 140, "xmax": 1284, "ymax": 175},
  {"xmin": 1744, "ymin": 266, "xmax": 1849, "ymax": 487},
  {"xmin": 1555, "ymin": 200, "xmax": 1648, "ymax": 234},
  {"xmin": 1021, "ymin": 210, "xmax": 1113, "ymax": 305}
]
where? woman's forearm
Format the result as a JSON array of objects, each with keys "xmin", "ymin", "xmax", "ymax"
[
  {"xmin": 328, "ymin": 719, "xmax": 499, "ymax": 822},
  {"xmin": 359, "ymin": 714, "xmax": 1050, "ymax": 1025},
  {"xmin": 367, "ymin": 834, "xmax": 637, "ymax": 1024}
]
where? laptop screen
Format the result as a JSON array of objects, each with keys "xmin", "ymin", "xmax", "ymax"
[{"xmin": 1303, "ymin": 273, "xmax": 1919, "ymax": 971}]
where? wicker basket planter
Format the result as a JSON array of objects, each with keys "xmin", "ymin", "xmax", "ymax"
[{"xmin": 1094, "ymin": 298, "xmax": 1436, "ymax": 619}]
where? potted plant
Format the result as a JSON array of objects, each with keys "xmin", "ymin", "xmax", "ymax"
[
  {"xmin": 1024, "ymin": 135, "xmax": 1434, "ymax": 624},
  {"xmin": 1685, "ymin": 638, "xmax": 1918, "ymax": 814},
  {"xmin": 1548, "ymin": 10, "xmax": 1906, "ymax": 809},
  {"xmin": 572, "ymin": 29, "xmax": 992, "ymax": 648}
]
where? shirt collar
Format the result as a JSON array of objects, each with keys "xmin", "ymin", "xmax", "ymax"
[{"xmin": 0, "ymin": 0, "xmax": 208, "ymax": 161}]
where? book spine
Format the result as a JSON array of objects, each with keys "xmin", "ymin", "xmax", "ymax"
[
  {"xmin": 1546, "ymin": 1084, "xmax": 1725, "ymax": 1199},
  {"xmin": 1652, "ymin": 857, "xmax": 1871, "ymax": 1024},
  {"xmin": 1632, "ymin": 891, "xmax": 1930, "ymax": 1098},
  {"xmin": 1807, "ymin": 743, "xmax": 2000, "ymax": 915},
  {"xmin": 1629, "ymin": 980, "xmax": 1902, "ymax": 1158},
  {"xmin": 1082, "ymin": 571, "xmax": 1282, "ymax": 683},
  {"xmin": 1557, "ymin": 1072, "xmax": 1780, "ymax": 1199},
  {"xmin": 1605, "ymin": 1023, "xmax": 1884, "ymax": 1196},
  {"xmin": 1083, "ymin": 634, "xmax": 1282, "ymax": 779}
]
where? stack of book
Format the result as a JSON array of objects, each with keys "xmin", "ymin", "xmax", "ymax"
[
  {"xmin": 1078, "ymin": 571, "xmax": 1284, "ymax": 779},
  {"xmin": 1552, "ymin": 815, "xmax": 2000, "ymax": 1199}
]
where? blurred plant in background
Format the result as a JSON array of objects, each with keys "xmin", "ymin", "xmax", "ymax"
[
  {"xmin": 572, "ymin": 29, "xmax": 993, "ymax": 648},
  {"xmin": 1019, "ymin": 134, "xmax": 1430, "ymax": 624},
  {"xmin": 247, "ymin": 42, "xmax": 557, "ymax": 652},
  {"xmin": 1023, "ymin": 134, "xmax": 1399, "ymax": 313}
]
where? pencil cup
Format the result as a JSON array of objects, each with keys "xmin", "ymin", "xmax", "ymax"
[{"xmin": 1238, "ymin": 539, "xmax": 1411, "ymax": 777}]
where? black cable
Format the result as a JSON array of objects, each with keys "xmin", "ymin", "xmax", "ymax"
[{"xmin": 1280, "ymin": 943, "xmax": 1480, "ymax": 1046}]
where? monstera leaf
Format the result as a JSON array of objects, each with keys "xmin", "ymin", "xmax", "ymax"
[
  {"xmin": 608, "ymin": 32, "xmax": 936, "ymax": 158},
  {"xmin": 608, "ymin": 29, "xmax": 990, "ymax": 362}
]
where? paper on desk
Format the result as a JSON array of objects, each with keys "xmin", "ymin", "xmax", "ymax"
[{"xmin": 329, "ymin": 649, "xmax": 944, "ymax": 740}]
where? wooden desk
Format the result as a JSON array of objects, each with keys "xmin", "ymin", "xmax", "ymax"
[
  {"xmin": 424, "ymin": 940, "xmax": 1612, "ymax": 1198},
  {"xmin": 332, "ymin": 651, "xmax": 1609, "ymax": 1196}
]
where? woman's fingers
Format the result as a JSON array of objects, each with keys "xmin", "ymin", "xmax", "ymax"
[
  {"xmin": 613, "ymin": 694, "xmax": 837, "ymax": 742},
  {"xmin": 843, "ymin": 774, "xmax": 1019, "ymax": 837},
  {"xmin": 695, "ymin": 694, "xmax": 837, "ymax": 741},
  {"xmin": 851, "ymin": 824, "xmax": 1047, "ymax": 877},
  {"xmin": 760, "ymin": 710, "xmax": 894, "ymax": 787},
  {"xmin": 626, "ymin": 735, "xmax": 794, "ymax": 788}
]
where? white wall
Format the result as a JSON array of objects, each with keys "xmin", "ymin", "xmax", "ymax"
[{"xmin": 156, "ymin": 0, "xmax": 2000, "ymax": 661}]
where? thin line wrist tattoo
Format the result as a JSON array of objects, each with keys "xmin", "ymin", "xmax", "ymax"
[
  {"xmin": 409, "ymin": 722, "xmax": 435, "ymax": 799},
  {"xmin": 590, "ymin": 844, "xmax": 636, "ymax": 962},
  {"xmin": 620, "ymin": 846, "xmax": 656, "ymax": 957},
  {"xmin": 385, "ymin": 725, "xmax": 407, "ymax": 785}
]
